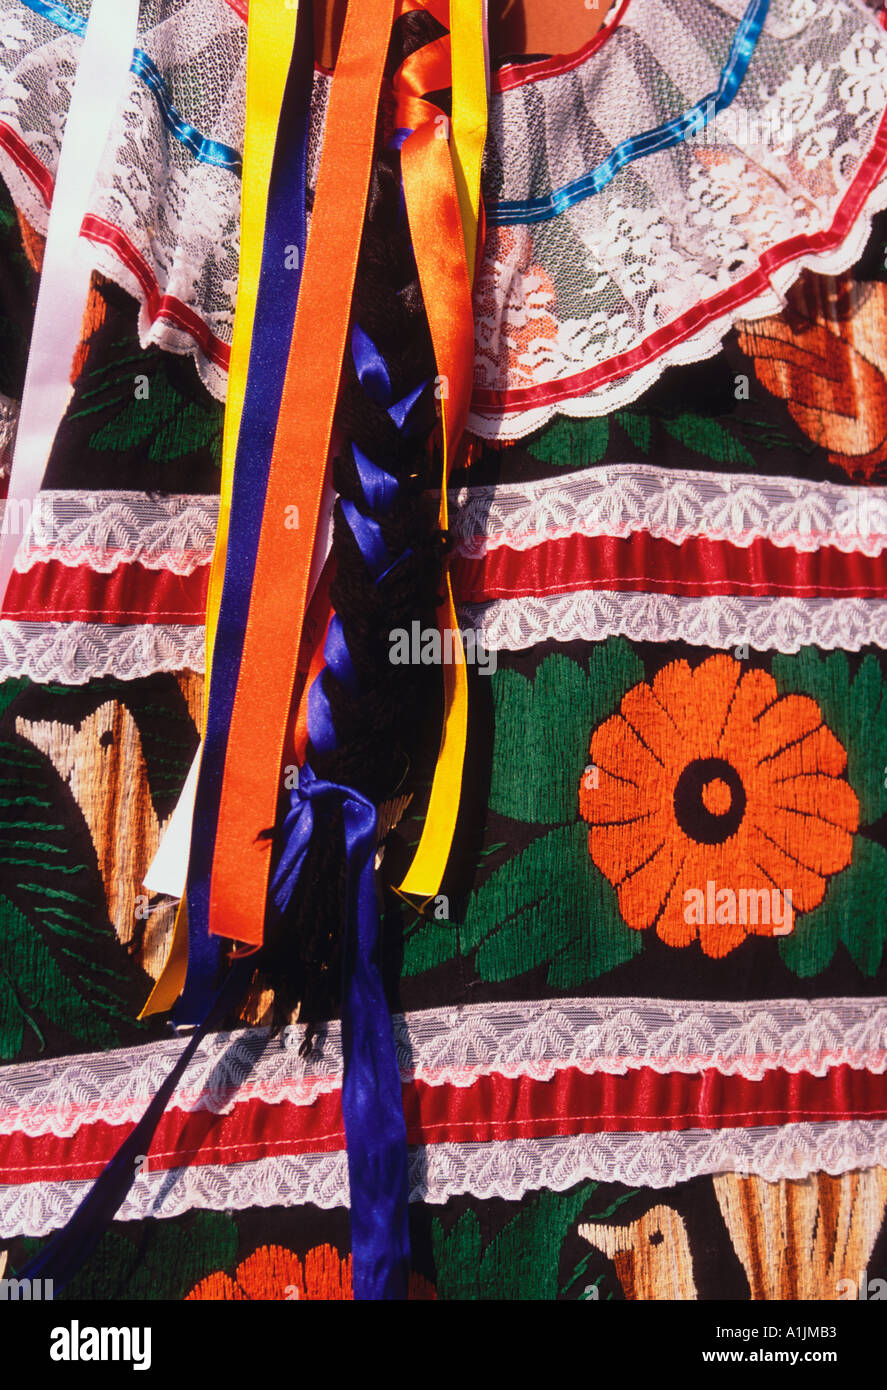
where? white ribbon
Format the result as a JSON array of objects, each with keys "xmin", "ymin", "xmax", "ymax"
[{"xmin": 0, "ymin": 0, "xmax": 140, "ymax": 607}]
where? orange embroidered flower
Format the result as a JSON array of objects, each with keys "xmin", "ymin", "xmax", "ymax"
[
  {"xmin": 186, "ymin": 1244, "xmax": 435, "ymax": 1301},
  {"xmin": 579, "ymin": 654, "xmax": 859, "ymax": 958}
]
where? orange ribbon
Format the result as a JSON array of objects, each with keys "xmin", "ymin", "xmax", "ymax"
[
  {"xmin": 393, "ymin": 9, "xmax": 482, "ymax": 906},
  {"xmin": 208, "ymin": 0, "xmax": 397, "ymax": 945}
]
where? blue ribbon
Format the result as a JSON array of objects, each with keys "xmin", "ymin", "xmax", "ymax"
[
  {"xmin": 130, "ymin": 49, "xmax": 243, "ymax": 172},
  {"xmin": 270, "ymin": 774, "xmax": 409, "ymax": 1300},
  {"xmin": 17, "ymin": 0, "xmax": 86, "ymax": 36},
  {"xmin": 177, "ymin": 0, "xmax": 314, "ymax": 1023},
  {"xmin": 19, "ymin": 960, "xmax": 251, "ymax": 1294},
  {"xmin": 20, "ymin": 0, "xmax": 243, "ymax": 172},
  {"xmin": 487, "ymin": 0, "xmax": 770, "ymax": 226}
]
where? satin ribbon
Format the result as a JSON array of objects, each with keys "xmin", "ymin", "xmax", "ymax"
[
  {"xmin": 372, "ymin": 4, "xmax": 487, "ymax": 908},
  {"xmin": 270, "ymin": 320, "xmax": 432, "ymax": 1299},
  {"xmin": 265, "ymin": 6, "xmax": 485, "ymax": 1280},
  {"xmin": 205, "ymin": 0, "xmax": 302, "ymax": 688},
  {"xmin": 206, "ymin": 0, "xmax": 397, "ymax": 956},
  {"xmin": 394, "ymin": 17, "xmax": 484, "ymax": 907},
  {"xmin": 12, "ymin": 1061, "xmax": 887, "ymax": 1186},
  {"xmin": 270, "ymin": 760, "xmax": 409, "ymax": 1301},
  {"xmin": 450, "ymin": 531, "xmax": 887, "ymax": 603},
  {"xmin": 143, "ymin": 0, "xmax": 310, "ymax": 1017},
  {"xmin": 199, "ymin": 0, "xmax": 485, "ymax": 959},
  {"xmin": 19, "ymin": 960, "xmax": 250, "ymax": 1295},
  {"xmin": 449, "ymin": 0, "xmax": 487, "ymax": 282},
  {"xmin": 0, "ymin": 0, "xmax": 140, "ymax": 612}
]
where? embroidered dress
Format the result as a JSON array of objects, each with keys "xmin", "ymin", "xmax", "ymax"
[{"xmin": 0, "ymin": 0, "xmax": 886, "ymax": 1303}]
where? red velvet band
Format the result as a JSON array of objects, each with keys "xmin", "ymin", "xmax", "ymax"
[
  {"xmin": 3, "ymin": 1062, "xmax": 885, "ymax": 1184},
  {"xmin": 2, "ymin": 559, "xmax": 208, "ymax": 624},
  {"xmin": 451, "ymin": 531, "xmax": 887, "ymax": 604}
]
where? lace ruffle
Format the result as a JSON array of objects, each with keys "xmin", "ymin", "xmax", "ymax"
[
  {"xmin": 5, "ymin": 1122, "xmax": 887, "ymax": 1235},
  {"xmin": 6, "ymin": 489, "xmax": 218, "ymax": 574},
  {"xmin": 462, "ymin": 591, "xmax": 887, "ymax": 653},
  {"xmin": 6, "ymin": 1, "xmax": 885, "ymax": 432},
  {"xmin": 471, "ymin": 0, "xmax": 887, "ymax": 437},
  {"xmin": 450, "ymin": 463, "xmax": 887, "ymax": 558},
  {"xmin": 3, "ymin": 996, "xmax": 885, "ymax": 1139},
  {"xmin": 0, "ymin": 618, "xmax": 204, "ymax": 680},
  {"xmin": 0, "ymin": 0, "xmax": 248, "ymax": 399}
]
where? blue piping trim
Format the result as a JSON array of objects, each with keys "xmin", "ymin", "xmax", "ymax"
[
  {"xmin": 20, "ymin": 0, "xmax": 242, "ymax": 173},
  {"xmin": 487, "ymin": 0, "xmax": 769, "ymax": 226}
]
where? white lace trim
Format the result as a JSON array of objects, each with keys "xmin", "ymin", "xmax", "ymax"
[
  {"xmin": 0, "ymin": 3, "xmax": 334, "ymax": 402},
  {"xmin": 4, "ymin": 1121, "xmax": 887, "ymax": 1235},
  {"xmin": 450, "ymin": 463, "xmax": 887, "ymax": 558},
  {"xmin": 0, "ymin": 392, "xmax": 19, "ymax": 467},
  {"xmin": 2, "ymin": 490, "xmax": 219, "ymax": 574},
  {"xmin": 2, "ymin": 996, "xmax": 884, "ymax": 1140},
  {"xmin": 462, "ymin": 592, "xmax": 887, "ymax": 653},
  {"xmin": 6, "ymin": 1, "xmax": 885, "ymax": 426},
  {"xmin": 0, "ymin": 4, "xmax": 79, "ymax": 233},
  {"xmin": 0, "ymin": 0, "xmax": 247, "ymax": 400},
  {"xmin": 470, "ymin": 0, "xmax": 887, "ymax": 437},
  {"xmin": 0, "ymin": 619, "xmax": 204, "ymax": 681}
]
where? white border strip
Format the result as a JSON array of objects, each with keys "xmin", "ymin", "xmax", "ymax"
[
  {"xmin": 461, "ymin": 592, "xmax": 887, "ymax": 654},
  {"xmin": 0, "ymin": 620, "xmax": 205, "ymax": 682},
  {"xmin": 0, "ymin": 0, "xmax": 140, "ymax": 607},
  {"xmin": 3, "ymin": 997, "xmax": 885, "ymax": 1139},
  {"xmin": 449, "ymin": 463, "xmax": 887, "ymax": 558},
  {"xmin": 4, "ymin": 1122, "xmax": 887, "ymax": 1235}
]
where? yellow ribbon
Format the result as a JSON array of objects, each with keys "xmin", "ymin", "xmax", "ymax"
[
  {"xmin": 147, "ymin": 0, "xmax": 486, "ymax": 998},
  {"xmin": 396, "ymin": 404, "xmax": 469, "ymax": 907},
  {"xmin": 449, "ymin": 0, "xmax": 488, "ymax": 284},
  {"xmin": 142, "ymin": 0, "xmax": 300, "ymax": 1015},
  {"xmin": 397, "ymin": 0, "xmax": 487, "ymax": 907}
]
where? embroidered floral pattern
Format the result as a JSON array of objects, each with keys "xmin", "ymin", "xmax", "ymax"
[
  {"xmin": 186, "ymin": 1243, "xmax": 435, "ymax": 1301},
  {"xmin": 186, "ymin": 1243, "xmax": 351, "ymax": 1301},
  {"xmin": 579, "ymin": 654, "xmax": 859, "ymax": 957},
  {"xmin": 737, "ymin": 272, "xmax": 887, "ymax": 480}
]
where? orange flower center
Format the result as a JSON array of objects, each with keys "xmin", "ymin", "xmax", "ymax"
[{"xmin": 701, "ymin": 778, "xmax": 732, "ymax": 816}]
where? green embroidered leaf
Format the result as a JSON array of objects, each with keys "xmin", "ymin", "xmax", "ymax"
[
  {"xmin": 489, "ymin": 643, "xmax": 644, "ymax": 825},
  {"xmin": 405, "ymin": 643, "xmax": 647, "ymax": 986},
  {"xmin": 661, "ymin": 413, "xmax": 756, "ymax": 468},
  {"xmin": 525, "ymin": 416, "xmax": 610, "ymax": 468},
  {"xmin": 24, "ymin": 1212, "xmax": 239, "ymax": 1302},
  {"xmin": 615, "ymin": 411, "xmax": 652, "ymax": 453},
  {"xmin": 0, "ymin": 677, "xmax": 28, "ymax": 722},
  {"xmin": 737, "ymin": 416, "xmax": 819, "ymax": 458},
  {"xmin": 778, "ymin": 835, "xmax": 887, "ymax": 978},
  {"xmin": 462, "ymin": 822, "xmax": 642, "ymax": 987},
  {"xmin": 0, "ymin": 895, "xmax": 127, "ymax": 1058},
  {"xmin": 402, "ymin": 915, "xmax": 460, "ymax": 975},
  {"xmin": 77, "ymin": 364, "xmax": 223, "ymax": 465},
  {"xmin": 772, "ymin": 649, "xmax": 887, "ymax": 826},
  {"xmin": 432, "ymin": 1185, "xmax": 598, "ymax": 1301}
]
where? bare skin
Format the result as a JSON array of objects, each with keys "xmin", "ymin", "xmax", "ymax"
[
  {"xmin": 312, "ymin": 0, "xmax": 618, "ymax": 69},
  {"xmin": 490, "ymin": 0, "xmax": 617, "ymax": 61}
]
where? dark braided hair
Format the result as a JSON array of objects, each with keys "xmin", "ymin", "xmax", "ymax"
[{"xmin": 260, "ymin": 16, "xmax": 448, "ymax": 1026}]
